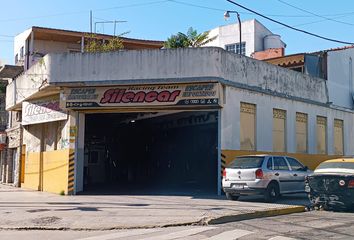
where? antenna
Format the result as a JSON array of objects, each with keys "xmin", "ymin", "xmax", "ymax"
[{"xmin": 90, "ymin": 10, "xmax": 93, "ymax": 33}]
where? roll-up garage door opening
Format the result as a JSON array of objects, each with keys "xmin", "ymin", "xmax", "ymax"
[{"xmin": 83, "ymin": 111, "xmax": 218, "ymax": 195}]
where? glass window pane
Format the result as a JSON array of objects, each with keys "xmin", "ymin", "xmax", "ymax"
[
  {"xmin": 286, "ymin": 157, "xmax": 304, "ymax": 171},
  {"xmin": 228, "ymin": 156, "xmax": 264, "ymax": 169},
  {"xmin": 273, "ymin": 157, "xmax": 289, "ymax": 171}
]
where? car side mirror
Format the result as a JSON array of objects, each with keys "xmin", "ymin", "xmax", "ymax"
[{"xmin": 302, "ymin": 166, "xmax": 308, "ymax": 171}]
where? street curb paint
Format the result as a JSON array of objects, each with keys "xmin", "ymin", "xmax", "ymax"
[{"xmin": 207, "ymin": 205, "xmax": 306, "ymax": 225}]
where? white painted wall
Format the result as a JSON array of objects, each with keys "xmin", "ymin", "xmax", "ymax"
[
  {"xmin": 327, "ymin": 48, "xmax": 354, "ymax": 109},
  {"xmin": 204, "ymin": 19, "xmax": 285, "ymax": 56},
  {"xmin": 221, "ymin": 86, "xmax": 354, "ymax": 156},
  {"xmin": 6, "ymin": 48, "xmax": 328, "ymax": 110},
  {"xmin": 14, "ymin": 28, "xmax": 32, "ymax": 66}
]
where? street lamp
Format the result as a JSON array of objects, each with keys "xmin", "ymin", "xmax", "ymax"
[{"xmin": 224, "ymin": 11, "xmax": 242, "ymax": 55}]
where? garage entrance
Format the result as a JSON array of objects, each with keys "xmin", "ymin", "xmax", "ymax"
[{"xmin": 83, "ymin": 111, "xmax": 218, "ymax": 195}]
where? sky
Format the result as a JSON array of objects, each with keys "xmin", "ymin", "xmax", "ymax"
[{"xmin": 1, "ymin": 0, "xmax": 354, "ymax": 64}]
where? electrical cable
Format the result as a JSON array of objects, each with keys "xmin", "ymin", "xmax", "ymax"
[
  {"xmin": 169, "ymin": 0, "xmax": 354, "ymax": 18},
  {"xmin": 277, "ymin": 0, "xmax": 354, "ymax": 26},
  {"xmin": 0, "ymin": 0, "xmax": 170, "ymax": 23},
  {"xmin": 226, "ymin": 0, "xmax": 354, "ymax": 45}
]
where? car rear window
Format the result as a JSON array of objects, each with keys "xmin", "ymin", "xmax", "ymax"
[
  {"xmin": 227, "ymin": 156, "xmax": 265, "ymax": 169},
  {"xmin": 316, "ymin": 162, "xmax": 354, "ymax": 170}
]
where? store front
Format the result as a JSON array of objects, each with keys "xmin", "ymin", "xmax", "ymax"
[{"xmin": 60, "ymin": 82, "xmax": 222, "ymax": 195}]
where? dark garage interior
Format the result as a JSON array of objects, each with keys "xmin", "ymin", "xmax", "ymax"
[{"xmin": 83, "ymin": 111, "xmax": 218, "ymax": 195}]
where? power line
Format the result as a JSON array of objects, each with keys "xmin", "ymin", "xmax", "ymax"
[
  {"xmin": 169, "ymin": 0, "xmax": 354, "ymax": 18},
  {"xmin": 0, "ymin": 0, "xmax": 170, "ymax": 23},
  {"xmin": 226, "ymin": 0, "xmax": 354, "ymax": 45},
  {"xmin": 95, "ymin": 0, "xmax": 170, "ymax": 12},
  {"xmin": 277, "ymin": 0, "xmax": 354, "ymax": 27},
  {"xmin": 272, "ymin": 13, "xmax": 354, "ymax": 31}
]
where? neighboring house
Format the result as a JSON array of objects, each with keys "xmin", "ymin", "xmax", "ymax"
[
  {"xmin": 265, "ymin": 46, "xmax": 354, "ymax": 110},
  {"xmin": 5, "ymin": 47, "xmax": 353, "ymax": 196},
  {"xmin": 204, "ymin": 19, "xmax": 286, "ymax": 58},
  {"xmin": 0, "ymin": 26, "xmax": 164, "ymax": 187},
  {"xmin": 0, "ymin": 65, "xmax": 22, "ymax": 185},
  {"xmin": 14, "ymin": 26, "xmax": 164, "ymax": 70}
]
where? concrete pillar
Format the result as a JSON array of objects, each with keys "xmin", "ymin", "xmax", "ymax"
[
  {"xmin": 0, "ymin": 150, "xmax": 6, "ymax": 182},
  {"xmin": 5, "ymin": 148, "xmax": 13, "ymax": 183}
]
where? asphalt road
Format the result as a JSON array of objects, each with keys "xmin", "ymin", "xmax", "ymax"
[{"xmin": 1, "ymin": 210, "xmax": 354, "ymax": 240}]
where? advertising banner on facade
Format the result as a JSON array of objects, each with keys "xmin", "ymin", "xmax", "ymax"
[
  {"xmin": 22, "ymin": 96, "xmax": 68, "ymax": 125},
  {"xmin": 60, "ymin": 83, "xmax": 221, "ymax": 109}
]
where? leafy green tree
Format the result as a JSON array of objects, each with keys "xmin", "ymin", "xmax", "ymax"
[
  {"xmin": 163, "ymin": 32, "xmax": 190, "ymax": 48},
  {"xmin": 85, "ymin": 34, "xmax": 124, "ymax": 53},
  {"xmin": 164, "ymin": 27, "xmax": 217, "ymax": 48}
]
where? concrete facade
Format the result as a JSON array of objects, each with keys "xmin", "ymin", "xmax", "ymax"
[
  {"xmin": 205, "ymin": 19, "xmax": 286, "ymax": 57},
  {"xmin": 5, "ymin": 47, "xmax": 353, "ymax": 195},
  {"xmin": 327, "ymin": 47, "xmax": 354, "ymax": 109}
]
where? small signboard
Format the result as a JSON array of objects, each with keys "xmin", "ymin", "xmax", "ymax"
[
  {"xmin": 22, "ymin": 96, "xmax": 68, "ymax": 125},
  {"xmin": 60, "ymin": 83, "xmax": 221, "ymax": 109}
]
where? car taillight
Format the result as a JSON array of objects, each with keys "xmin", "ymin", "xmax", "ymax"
[
  {"xmin": 348, "ymin": 180, "xmax": 354, "ymax": 188},
  {"xmin": 222, "ymin": 169, "xmax": 226, "ymax": 178},
  {"xmin": 255, "ymin": 169, "xmax": 263, "ymax": 179}
]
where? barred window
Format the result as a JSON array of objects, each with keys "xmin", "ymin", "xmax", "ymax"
[
  {"xmin": 296, "ymin": 112, "xmax": 308, "ymax": 153},
  {"xmin": 273, "ymin": 109, "xmax": 286, "ymax": 152},
  {"xmin": 316, "ymin": 116, "xmax": 327, "ymax": 154},
  {"xmin": 240, "ymin": 102, "xmax": 256, "ymax": 150},
  {"xmin": 334, "ymin": 119, "xmax": 344, "ymax": 155}
]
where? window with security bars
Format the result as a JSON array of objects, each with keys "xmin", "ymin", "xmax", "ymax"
[
  {"xmin": 334, "ymin": 119, "xmax": 344, "ymax": 155},
  {"xmin": 225, "ymin": 42, "xmax": 246, "ymax": 55},
  {"xmin": 273, "ymin": 109, "xmax": 286, "ymax": 152},
  {"xmin": 316, "ymin": 116, "xmax": 327, "ymax": 154},
  {"xmin": 240, "ymin": 102, "xmax": 256, "ymax": 150},
  {"xmin": 296, "ymin": 112, "xmax": 308, "ymax": 153}
]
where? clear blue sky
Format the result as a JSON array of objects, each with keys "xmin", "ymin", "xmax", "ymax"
[{"xmin": 1, "ymin": 0, "xmax": 354, "ymax": 64}]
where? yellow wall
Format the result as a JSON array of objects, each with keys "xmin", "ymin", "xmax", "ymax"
[
  {"xmin": 22, "ymin": 149, "xmax": 70, "ymax": 194},
  {"xmin": 221, "ymin": 150, "xmax": 341, "ymax": 170},
  {"xmin": 22, "ymin": 152, "xmax": 41, "ymax": 191}
]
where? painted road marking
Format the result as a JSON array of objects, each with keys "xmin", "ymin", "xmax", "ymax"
[
  {"xmin": 204, "ymin": 229, "xmax": 253, "ymax": 240},
  {"xmin": 139, "ymin": 227, "xmax": 217, "ymax": 240},
  {"xmin": 75, "ymin": 228, "xmax": 163, "ymax": 240},
  {"xmin": 269, "ymin": 236, "xmax": 298, "ymax": 240}
]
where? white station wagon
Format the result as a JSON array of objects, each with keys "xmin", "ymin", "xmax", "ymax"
[{"xmin": 222, "ymin": 155, "xmax": 312, "ymax": 202}]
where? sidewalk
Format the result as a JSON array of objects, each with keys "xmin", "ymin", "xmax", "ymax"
[{"xmin": 0, "ymin": 184, "xmax": 308, "ymax": 230}]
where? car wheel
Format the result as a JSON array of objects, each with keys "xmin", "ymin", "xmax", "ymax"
[
  {"xmin": 264, "ymin": 182, "xmax": 279, "ymax": 203},
  {"xmin": 226, "ymin": 193, "xmax": 240, "ymax": 201}
]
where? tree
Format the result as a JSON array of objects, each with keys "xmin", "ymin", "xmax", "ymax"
[
  {"xmin": 164, "ymin": 27, "xmax": 217, "ymax": 48},
  {"xmin": 163, "ymin": 32, "xmax": 190, "ymax": 48},
  {"xmin": 85, "ymin": 34, "xmax": 124, "ymax": 53}
]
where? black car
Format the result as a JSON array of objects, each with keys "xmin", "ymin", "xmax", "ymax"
[{"xmin": 305, "ymin": 158, "xmax": 354, "ymax": 210}]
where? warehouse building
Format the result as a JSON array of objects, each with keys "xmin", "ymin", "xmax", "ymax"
[{"xmin": 5, "ymin": 47, "xmax": 354, "ymax": 195}]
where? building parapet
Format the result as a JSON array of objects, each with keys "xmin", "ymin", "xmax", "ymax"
[{"xmin": 6, "ymin": 47, "xmax": 328, "ymax": 110}]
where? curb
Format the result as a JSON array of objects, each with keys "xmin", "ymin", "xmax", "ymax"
[
  {"xmin": 207, "ymin": 205, "xmax": 306, "ymax": 225},
  {"xmin": 0, "ymin": 206, "xmax": 306, "ymax": 231}
]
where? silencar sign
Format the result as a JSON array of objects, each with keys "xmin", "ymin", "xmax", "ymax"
[
  {"xmin": 60, "ymin": 83, "xmax": 221, "ymax": 109},
  {"xmin": 22, "ymin": 96, "xmax": 68, "ymax": 125}
]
